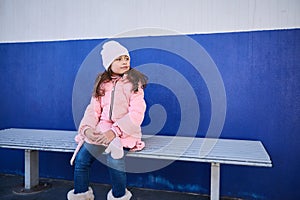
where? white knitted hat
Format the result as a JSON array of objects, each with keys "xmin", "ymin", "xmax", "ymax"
[{"xmin": 100, "ymin": 41, "xmax": 130, "ymax": 70}]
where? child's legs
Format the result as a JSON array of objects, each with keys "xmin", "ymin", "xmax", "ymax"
[
  {"xmin": 107, "ymin": 153, "xmax": 127, "ymax": 198},
  {"xmin": 74, "ymin": 143, "xmax": 105, "ymax": 194}
]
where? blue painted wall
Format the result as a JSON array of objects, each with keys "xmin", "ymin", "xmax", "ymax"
[{"xmin": 0, "ymin": 29, "xmax": 299, "ymax": 199}]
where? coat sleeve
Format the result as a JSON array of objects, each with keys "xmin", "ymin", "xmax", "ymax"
[
  {"xmin": 112, "ymin": 86, "xmax": 146, "ymax": 139},
  {"xmin": 75, "ymin": 97, "xmax": 101, "ymax": 143}
]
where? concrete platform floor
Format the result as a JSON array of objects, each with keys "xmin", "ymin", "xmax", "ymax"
[{"xmin": 0, "ymin": 174, "xmax": 241, "ymax": 200}]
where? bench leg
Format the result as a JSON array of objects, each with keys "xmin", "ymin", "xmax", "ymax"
[
  {"xmin": 210, "ymin": 162, "xmax": 220, "ymax": 200},
  {"xmin": 24, "ymin": 150, "xmax": 39, "ymax": 189}
]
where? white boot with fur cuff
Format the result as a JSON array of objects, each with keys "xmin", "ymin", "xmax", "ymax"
[
  {"xmin": 107, "ymin": 188, "xmax": 132, "ymax": 200},
  {"xmin": 67, "ymin": 187, "xmax": 95, "ymax": 200}
]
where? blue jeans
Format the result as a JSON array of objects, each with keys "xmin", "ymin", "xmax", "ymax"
[{"xmin": 74, "ymin": 143, "xmax": 127, "ymax": 198}]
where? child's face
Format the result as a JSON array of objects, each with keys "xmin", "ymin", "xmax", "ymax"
[{"xmin": 110, "ymin": 55, "xmax": 130, "ymax": 75}]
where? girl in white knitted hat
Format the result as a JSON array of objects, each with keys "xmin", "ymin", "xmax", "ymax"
[{"xmin": 68, "ymin": 41, "xmax": 147, "ymax": 200}]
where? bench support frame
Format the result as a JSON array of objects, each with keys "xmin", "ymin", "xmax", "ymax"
[
  {"xmin": 22, "ymin": 150, "xmax": 222, "ymax": 200},
  {"xmin": 211, "ymin": 162, "xmax": 220, "ymax": 200},
  {"xmin": 0, "ymin": 129, "xmax": 272, "ymax": 199},
  {"xmin": 25, "ymin": 150, "xmax": 39, "ymax": 189}
]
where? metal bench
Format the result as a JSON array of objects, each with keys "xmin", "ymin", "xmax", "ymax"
[{"xmin": 0, "ymin": 128, "xmax": 272, "ymax": 200}]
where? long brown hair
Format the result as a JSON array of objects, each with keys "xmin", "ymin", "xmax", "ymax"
[{"xmin": 93, "ymin": 68, "xmax": 148, "ymax": 98}]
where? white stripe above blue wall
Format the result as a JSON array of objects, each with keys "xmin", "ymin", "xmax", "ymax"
[{"xmin": 0, "ymin": 0, "xmax": 299, "ymax": 43}]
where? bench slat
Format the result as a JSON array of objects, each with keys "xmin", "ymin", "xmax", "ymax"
[
  {"xmin": 0, "ymin": 128, "xmax": 272, "ymax": 167},
  {"xmin": 0, "ymin": 128, "xmax": 77, "ymax": 152},
  {"xmin": 130, "ymin": 136, "xmax": 272, "ymax": 166}
]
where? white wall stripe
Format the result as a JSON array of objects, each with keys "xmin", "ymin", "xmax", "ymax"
[{"xmin": 0, "ymin": 0, "xmax": 299, "ymax": 43}]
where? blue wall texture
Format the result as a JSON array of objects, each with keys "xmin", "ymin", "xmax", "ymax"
[{"xmin": 0, "ymin": 29, "xmax": 299, "ymax": 199}]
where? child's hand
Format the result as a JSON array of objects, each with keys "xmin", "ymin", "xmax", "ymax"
[
  {"xmin": 95, "ymin": 130, "xmax": 116, "ymax": 145},
  {"xmin": 84, "ymin": 128, "xmax": 99, "ymax": 142}
]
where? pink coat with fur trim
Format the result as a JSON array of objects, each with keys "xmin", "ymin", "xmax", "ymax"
[{"xmin": 71, "ymin": 75, "xmax": 146, "ymax": 163}]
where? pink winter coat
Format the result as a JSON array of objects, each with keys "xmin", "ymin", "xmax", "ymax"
[{"xmin": 71, "ymin": 74, "xmax": 146, "ymax": 163}]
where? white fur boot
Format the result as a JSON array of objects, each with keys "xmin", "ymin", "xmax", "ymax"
[
  {"xmin": 67, "ymin": 187, "xmax": 95, "ymax": 200},
  {"xmin": 107, "ymin": 188, "xmax": 132, "ymax": 200}
]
